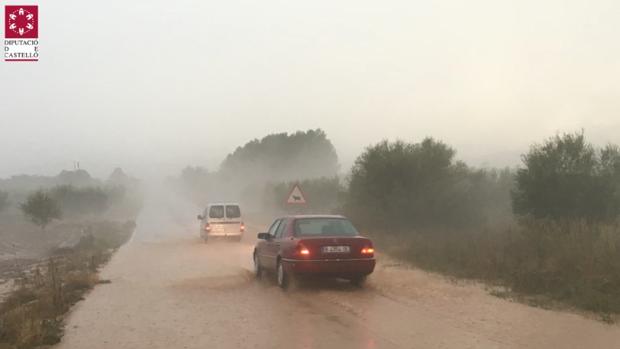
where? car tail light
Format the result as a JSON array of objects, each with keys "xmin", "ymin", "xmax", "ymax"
[
  {"xmin": 361, "ymin": 247, "xmax": 374, "ymax": 256},
  {"xmin": 205, "ymin": 223, "xmax": 211, "ymax": 232},
  {"xmin": 240, "ymin": 222, "xmax": 245, "ymax": 232},
  {"xmin": 296, "ymin": 244, "xmax": 310, "ymax": 256}
]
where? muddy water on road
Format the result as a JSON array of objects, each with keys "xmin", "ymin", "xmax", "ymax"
[
  {"xmin": 56, "ymin": 195, "xmax": 620, "ymax": 349},
  {"xmin": 56, "ymin": 236, "xmax": 396, "ymax": 349}
]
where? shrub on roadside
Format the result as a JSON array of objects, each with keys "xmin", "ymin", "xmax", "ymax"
[
  {"xmin": 20, "ymin": 190, "xmax": 62, "ymax": 229},
  {"xmin": 370, "ymin": 219, "xmax": 620, "ymax": 314}
]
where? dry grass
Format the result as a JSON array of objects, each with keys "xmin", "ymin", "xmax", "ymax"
[{"xmin": 369, "ymin": 219, "xmax": 620, "ymax": 318}]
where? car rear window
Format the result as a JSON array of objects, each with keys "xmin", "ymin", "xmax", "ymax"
[
  {"xmin": 294, "ymin": 218, "xmax": 359, "ymax": 237},
  {"xmin": 209, "ymin": 205, "xmax": 224, "ymax": 219},
  {"xmin": 225, "ymin": 205, "xmax": 241, "ymax": 219}
]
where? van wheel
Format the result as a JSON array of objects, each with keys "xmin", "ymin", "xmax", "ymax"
[{"xmin": 253, "ymin": 253, "xmax": 263, "ymax": 279}]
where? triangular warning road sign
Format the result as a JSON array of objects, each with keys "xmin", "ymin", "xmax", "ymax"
[{"xmin": 286, "ymin": 184, "xmax": 307, "ymax": 205}]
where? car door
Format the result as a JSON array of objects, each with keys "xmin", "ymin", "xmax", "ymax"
[
  {"xmin": 269, "ymin": 218, "xmax": 289, "ymax": 269},
  {"xmin": 259, "ymin": 219, "xmax": 281, "ymax": 270}
]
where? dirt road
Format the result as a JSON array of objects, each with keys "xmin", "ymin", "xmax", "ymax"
[{"xmin": 56, "ymin": 196, "xmax": 620, "ymax": 349}]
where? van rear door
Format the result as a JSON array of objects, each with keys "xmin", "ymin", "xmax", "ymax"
[
  {"xmin": 225, "ymin": 205, "xmax": 241, "ymax": 221},
  {"xmin": 224, "ymin": 204, "xmax": 243, "ymax": 234},
  {"xmin": 207, "ymin": 205, "xmax": 226, "ymax": 234}
]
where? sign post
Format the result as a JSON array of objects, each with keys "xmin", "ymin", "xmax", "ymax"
[{"xmin": 286, "ymin": 183, "xmax": 307, "ymax": 213}]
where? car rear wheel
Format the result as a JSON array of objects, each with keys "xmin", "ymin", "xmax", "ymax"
[
  {"xmin": 253, "ymin": 253, "xmax": 262, "ymax": 279},
  {"xmin": 277, "ymin": 260, "xmax": 289, "ymax": 289},
  {"xmin": 350, "ymin": 275, "xmax": 367, "ymax": 287}
]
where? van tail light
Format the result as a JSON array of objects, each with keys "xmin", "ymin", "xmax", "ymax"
[
  {"xmin": 205, "ymin": 223, "xmax": 211, "ymax": 232},
  {"xmin": 361, "ymin": 247, "xmax": 374, "ymax": 256},
  {"xmin": 296, "ymin": 243, "xmax": 310, "ymax": 256},
  {"xmin": 240, "ymin": 222, "xmax": 245, "ymax": 233}
]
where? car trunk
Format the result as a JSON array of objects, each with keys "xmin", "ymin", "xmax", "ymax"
[{"xmin": 297, "ymin": 236, "xmax": 373, "ymax": 259}]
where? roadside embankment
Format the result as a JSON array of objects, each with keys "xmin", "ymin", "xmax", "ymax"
[{"xmin": 0, "ymin": 220, "xmax": 135, "ymax": 349}]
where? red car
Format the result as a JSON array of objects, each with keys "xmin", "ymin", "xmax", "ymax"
[{"xmin": 253, "ymin": 215, "xmax": 375, "ymax": 289}]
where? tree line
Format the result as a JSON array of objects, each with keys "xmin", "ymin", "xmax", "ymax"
[
  {"xmin": 172, "ymin": 129, "xmax": 620, "ymax": 228},
  {"xmin": 344, "ymin": 132, "xmax": 620, "ymax": 232},
  {"xmin": 0, "ymin": 168, "xmax": 142, "ymax": 229}
]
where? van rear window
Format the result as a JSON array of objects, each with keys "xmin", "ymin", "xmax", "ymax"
[
  {"xmin": 225, "ymin": 205, "xmax": 241, "ymax": 218},
  {"xmin": 209, "ymin": 205, "xmax": 224, "ymax": 218}
]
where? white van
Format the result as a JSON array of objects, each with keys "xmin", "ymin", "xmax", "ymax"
[{"xmin": 197, "ymin": 203, "xmax": 245, "ymax": 242}]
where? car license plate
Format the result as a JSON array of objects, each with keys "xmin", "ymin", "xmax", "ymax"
[{"xmin": 322, "ymin": 245, "xmax": 350, "ymax": 253}]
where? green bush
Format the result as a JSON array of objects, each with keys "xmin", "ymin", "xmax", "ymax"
[
  {"xmin": 20, "ymin": 190, "xmax": 62, "ymax": 229},
  {"xmin": 345, "ymin": 138, "xmax": 513, "ymax": 232},
  {"xmin": 512, "ymin": 132, "xmax": 620, "ymax": 221}
]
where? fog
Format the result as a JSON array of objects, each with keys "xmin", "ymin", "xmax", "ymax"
[
  {"xmin": 3, "ymin": 3, "xmax": 620, "ymax": 346},
  {"xmin": 1, "ymin": 0, "xmax": 620, "ymax": 179}
]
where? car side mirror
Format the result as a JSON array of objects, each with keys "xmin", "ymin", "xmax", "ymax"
[
  {"xmin": 197, "ymin": 215, "xmax": 203, "ymax": 220},
  {"xmin": 257, "ymin": 232, "xmax": 271, "ymax": 240}
]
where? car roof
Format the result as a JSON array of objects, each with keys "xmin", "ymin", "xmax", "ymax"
[
  {"xmin": 207, "ymin": 203, "xmax": 240, "ymax": 206},
  {"xmin": 284, "ymin": 214, "xmax": 346, "ymax": 219}
]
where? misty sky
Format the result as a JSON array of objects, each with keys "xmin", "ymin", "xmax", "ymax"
[{"xmin": 1, "ymin": 0, "xmax": 619, "ymax": 179}]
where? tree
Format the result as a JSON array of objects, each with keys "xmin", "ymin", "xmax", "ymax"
[
  {"xmin": 172, "ymin": 166, "xmax": 216, "ymax": 206},
  {"xmin": 51, "ymin": 185, "xmax": 109, "ymax": 217},
  {"xmin": 107, "ymin": 167, "xmax": 140, "ymax": 189},
  {"xmin": 345, "ymin": 138, "xmax": 500, "ymax": 232},
  {"xmin": 180, "ymin": 166, "xmax": 211, "ymax": 187},
  {"xmin": 0, "ymin": 191, "xmax": 9, "ymax": 213},
  {"xmin": 220, "ymin": 129, "xmax": 339, "ymax": 182},
  {"xmin": 57, "ymin": 169, "xmax": 95, "ymax": 186},
  {"xmin": 512, "ymin": 132, "xmax": 620, "ymax": 221},
  {"xmin": 108, "ymin": 168, "xmax": 129, "ymax": 184},
  {"xmin": 20, "ymin": 190, "xmax": 62, "ymax": 229}
]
